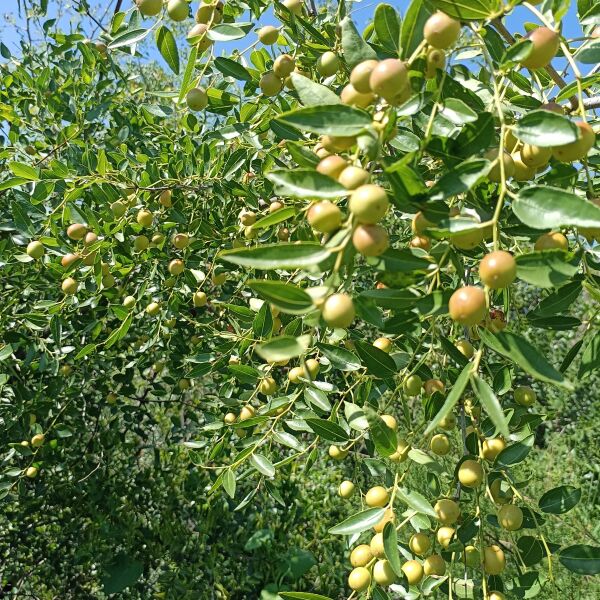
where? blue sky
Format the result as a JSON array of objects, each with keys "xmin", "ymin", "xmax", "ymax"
[{"xmin": 0, "ymin": 0, "xmax": 583, "ymax": 76}]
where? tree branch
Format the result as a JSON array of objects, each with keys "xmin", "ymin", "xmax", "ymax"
[{"xmin": 114, "ymin": 0, "xmax": 123, "ymax": 14}]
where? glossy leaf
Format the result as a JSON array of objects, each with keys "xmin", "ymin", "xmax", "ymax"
[
  {"xmin": 354, "ymin": 340, "xmax": 397, "ymax": 379},
  {"xmin": 471, "ymin": 376, "xmax": 510, "ymax": 439},
  {"xmin": 539, "ymin": 485, "xmax": 581, "ymax": 514},
  {"xmin": 305, "ymin": 418, "xmax": 348, "ymax": 443},
  {"xmin": 365, "ymin": 405, "xmax": 397, "ymax": 456},
  {"xmin": 329, "ymin": 507, "xmax": 386, "ymax": 535},
  {"xmin": 275, "ymin": 105, "xmax": 372, "ymax": 137},
  {"xmin": 267, "ymin": 169, "xmax": 348, "ymax": 199},
  {"xmin": 219, "ymin": 243, "xmax": 331, "ymax": 270},
  {"xmin": 155, "ymin": 26, "xmax": 179, "ymax": 75},
  {"xmin": 559, "ymin": 545, "xmax": 600, "ymax": 574},
  {"xmin": 247, "ymin": 280, "xmax": 313, "ymax": 315},
  {"xmin": 255, "ymin": 335, "xmax": 311, "ymax": 362},
  {"xmin": 290, "ymin": 73, "xmax": 341, "ymax": 106},
  {"xmin": 513, "ymin": 110, "xmax": 579, "ymax": 147},
  {"xmin": 383, "ymin": 522, "xmax": 403, "ymax": 577},
  {"xmin": 340, "ymin": 17, "xmax": 377, "ymax": 68}
]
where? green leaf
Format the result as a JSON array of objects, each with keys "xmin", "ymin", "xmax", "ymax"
[
  {"xmin": 102, "ymin": 555, "xmax": 143, "ymax": 594},
  {"xmin": 479, "ymin": 329, "xmax": 572, "ymax": 389},
  {"xmin": 250, "ymin": 207, "xmax": 296, "ymax": 230},
  {"xmin": 0, "ymin": 177, "xmax": 31, "ymax": 191},
  {"xmin": 556, "ymin": 73, "xmax": 600, "ymax": 102},
  {"xmin": 395, "ymin": 486, "xmax": 437, "ymax": 517},
  {"xmin": 496, "ymin": 434, "xmax": 534, "ymax": 466},
  {"xmin": 250, "ymin": 454, "xmax": 276, "ymax": 477},
  {"xmin": 9, "ymin": 162, "xmax": 39, "ymax": 180},
  {"xmin": 219, "ymin": 243, "xmax": 331, "ymax": 270},
  {"xmin": 383, "ymin": 522, "xmax": 403, "ymax": 577},
  {"xmin": 517, "ymin": 536, "xmax": 546, "ymax": 567},
  {"xmin": 74, "ymin": 343, "xmax": 96, "ymax": 360},
  {"xmin": 374, "ymin": 4, "xmax": 401, "ymax": 53},
  {"xmin": 514, "ymin": 186, "xmax": 600, "ymax": 230},
  {"xmin": 317, "ymin": 343, "xmax": 361, "ymax": 371},
  {"xmin": 578, "ymin": 331, "xmax": 600, "ymax": 379},
  {"xmin": 329, "ymin": 507, "xmax": 386, "ymax": 535},
  {"xmin": 423, "ymin": 363, "xmax": 471, "ymax": 435},
  {"xmin": 305, "ymin": 418, "xmax": 348, "ymax": 443},
  {"xmin": 214, "ymin": 56, "xmax": 252, "ymax": 81},
  {"xmin": 253, "ymin": 302, "xmax": 273, "ymax": 339},
  {"xmin": 531, "ymin": 281, "xmax": 581, "ymax": 316},
  {"xmin": 305, "ymin": 387, "xmax": 332, "ymax": 411},
  {"xmin": 513, "ymin": 110, "xmax": 579, "ymax": 147},
  {"xmin": 340, "ymin": 17, "xmax": 377, "ymax": 69},
  {"xmin": 400, "ymin": 0, "xmax": 431, "ymax": 59},
  {"xmin": 223, "ymin": 469, "xmax": 236, "ymax": 498},
  {"xmin": 425, "ymin": 0, "xmax": 498, "ymax": 20},
  {"xmin": 108, "ymin": 27, "xmax": 151, "ymax": 49},
  {"xmin": 429, "ymin": 159, "xmax": 491, "ymax": 200},
  {"xmin": 501, "ymin": 39, "xmax": 534, "ymax": 66},
  {"xmin": 440, "ymin": 98, "xmax": 478, "ymax": 125},
  {"xmin": 247, "ymin": 280, "xmax": 313, "ymax": 315},
  {"xmin": 155, "ymin": 26, "xmax": 179, "ymax": 75},
  {"xmin": 290, "ymin": 73, "xmax": 341, "ymax": 106},
  {"xmin": 255, "ymin": 335, "xmax": 311, "ymax": 362},
  {"xmin": 354, "ymin": 341, "xmax": 397, "ymax": 379},
  {"xmin": 178, "ymin": 44, "xmax": 198, "ymax": 102},
  {"xmin": 470, "ymin": 376, "xmax": 510, "ymax": 439},
  {"xmin": 207, "ymin": 22, "xmax": 253, "ymax": 42},
  {"xmin": 575, "ymin": 39, "xmax": 600, "ymax": 64},
  {"xmin": 539, "ymin": 485, "xmax": 581, "ymax": 514},
  {"xmin": 559, "ymin": 545, "xmax": 600, "ymax": 574},
  {"xmin": 344, "ymin": 402, "xmax": 369, "ymax": 431},
  {"xmin": 516, "ymin": 250, "xmax": 580, "ymax": 288},
  {"xmin": 275, "ymin": 105, "xmax": 372, "ymax": 137},
  {"xmin": 267, "ymin": 169, "xmax": 348, "ymax": 199},
  {"xmin": 280, "ymin": 593, "xmax": 334, "ymax": 600},
  {"xmin": 364, "ymin": 406, "xmax": 397, "ymax": 456}
]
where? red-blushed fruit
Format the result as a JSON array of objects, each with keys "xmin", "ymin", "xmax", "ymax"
[
  {"xmin": 316, "ymin": 155, "xmax": 347, "ymax": 179},
  {"xmin": 424, "ymin": 554, "xmax": 446, "ymax": 576},
  {"xmin": 349, "ymin": 184, "xmax": 389, "ymax": 224},
  {"xmin": 67, "ymin": 223, "xmax": 87, "ymax": 240},
  {"xmin": 434, "ymin": 498, "xmax": 460, "ymax": 524},
  {"xmin": 350, "ymin": 59, "xmax": 378, "ymax": 93},
  {"xmin": 307, "ymin": 201, "xmax": 342, "ymax": 233},
  {"xmin": 534, "ymin": 231, "xmax": 568, "ymax": 251},
  {"xmin": 479, "ymin": 250, "xmax": 517, "ymax": 289},
  {"xmin": 423, "ymin": 11, "xmax": 461, "ymax": 49},
  {"xmin": 348, "ymin": 567, "xmax": 371, "ymax": 592},
  {"xmin": 409, "ymin": 533, "xmax": 431, "ymax": 556},
  {"xmin": 273, "ymin": 54, "xmax": 295, "ymax": 78},
  {"xmin": 340, "ymin": 84, "xmax": 375, "ymax": 108},
  {"xmin": 365, "ymin": 485, "xmax": 389, "ymax": 507},
  {"xmin": 369, "ymin": 59, "xmax": 408, "ymax": 101},
  {"xmin": 483, "ymin": 545, "xmax": 506, "ymax": 575},
  {"xmin": 401, "ymin": 560, "xmax": 424, "ymax": 585},
  {"xmin": 521, "ymin": 27, "xmax": 560, "ymax": 69},
  {"xmin": 322, "ymin": 293, "xmax": 355, "ymax": 328},
  {"xmin": 410, "ymin": 235, "xmax": 431, "ymax": 251},
  {"xmin": 259, "ymin": 72, "xmax": 282, "ymax": 96},
  {"xmin": 458, "ymin": 459, "xmax": 484, "ymax": 488},
  {"xmin": 521, "ymin": 143, "xmax": 552, "ymax": 168},
  {"xmin": 449, "ymin": 286, "xmax": 487, "ymax": 326},
  {"xmin": 485, "ymin": 148, "xmax": 515, "ymax": 182},
  {"xmin": 352, "ymin": 224, "xmax": 389, "ymax": 257},
  {"xmin": 350, "ymin": 544, "xmax": 373, "ymax": 567},
  {"xmin": 553, "ymin": 121, "xmax": 596, "ymax": 162},
  {"xmin": 424, "ymin": 378, "xmax": 445, "ymax": 395},
  {"xmin": 486, "ymin": 308, "xmax": 507, "ymax": 332},
  {"xmin": 258, "ymin": 25, "xmax": 279, "ymax": 45},
  {"xmin": 186, "ymin": 87, "xmax": 208, "ymax": 111},
  {"xmin": 498, "ymin": 504, "xmax": 523, "ymax": 531}
]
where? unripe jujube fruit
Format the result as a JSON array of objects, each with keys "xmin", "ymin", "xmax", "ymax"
[
  {"xmin": 370, "ymin": 533, "xmax": 385, "ymax": 558},
  {"xmin": 348, "ymin": 567, "xmax": 371, "ymax": 592},
  {"xmin": 515, "ymin": 385, "xmax": 536, "ymax": 406},
  {"xmin": 479, "ymin": 250, "xmax": 517, "ymax": 289},
  {"xmin": 512, "ymin": 152, "xmax": 537, "ymax": 181},
  {"xmin": 439, "ymin": 413, "xmax": 456, "ymax": 430},
  {"xmin": 282, "ymin": 0, "xmax": 303, "ymax": 16},
  {"xmin": 424, "ymin": 11, "xmax": 461, "ymax": 49},
  {"xmin": 448, "ymin": 286, "xmax": 487, "ymax": 327},
  {"xmin": 259, "ymin": 377, "xmax": 277, "ymax": 395},
  {"xmin": 436, "ymin": 526, "xmax": 455, "ymax": 548},
  {"xmin": 372, "ymin": 507, "xmax": 394, "ymax": 533},
  {"xmin": 186, "ymin": 87, "xmax": 208, "ymax": 111},
  {"xmin": 31, "ymin": 433, "xmax": 45, "ymax": 447},
  {"xmin": 426, "ymin": 48, "xmax": 446, "ymax": 78},
  {"xmin": 27, "ymin": 241, "xmax": 45, "ymax": 259},
  {"xmin": 167, "ymin": 0, "xmax": 189, "ymax": 21},
  {"xmin": 424, "ymin": 378, "xmax": 445, "ymax": 395},
  {"xmin": 482, "ymin": 437, "xmax": 506, "ymax": 462},
  {"xmin": 380, "ymin": 414, "xmax": 397, "ymax": 430},
  {"xmin": 369, "ymin": 59, "xmax": 408, "ymax": 101},
  {"xmin": 340, "ymin": 84, "xmax": 374, "ymax": 108},
  {"xmin": 136, "ymin": 0, "xmax": 162, "ymax": 17},
  {"xmin": 352, "ymin": 224, "xmax": 389, "ymax": 257},
  {"xmin": 458, "ymin": 459, "xmax": 484, "ymax": 488},
  {"xmin": 136, "ymin": 209, "xmax": 153, "ymax": 227},
  {"xmin": 67, "ymin": 223, "xmax": 87, "ymax": 240},
  {"xmin": 123, "ymin": 295, "xmax": 136, "ymax": 309},
  {"xmin": 485, "ymin": 149, "xmax": 515, "ymax": 182},
  {"xmin": 193, "ymin": 291, "xmax": 208, "ymax": 307},
  {"xmin": 288, "ymin": 366, "xmax": 304, "ymax": 383},
  {"xmin": 403, "ymin": 374, "xmax": 422, "ymax": 396},
  {"xmin": 534, "ymin": 231, "xmax": 568, "ymax": 251},
  {"xmin": 273, "ymin": 54, "xmax": 295, "ymax": 78},
  {"xmin": 258, "ymin": 25, "xmax": 279, "ymax": 45},
  {"xmin": 224, "ymin": 412, "xmax": 236, "ymax": 424},
  {"xmin": 455, "ymin": 339, "xmax": 474, "ymax": 359},
  {"xmin": 328, "ymin": 445, "xmax": 348, "ymax": 460},
  {"xmin": 409, "ymin": 533, "xmax": 430, "ymax": 556},
  {"xmin": 322, "ymin": 293, "xmax": 355, "ymax": 328},
  {"xmin": 259, "ymin": 72, "xmax": 282, "ymax": 97},
  {"xmin": 498, "ymin": 504, "xmax": 523, "ymax": 531},
  {"xmin": 349, "ymin": 184, "xmax": 389, "ymax": 224},
  {"xmin": 316, "ymin": 51, "xmax": 340, "ymax": 77},
  {"xmin": 195, "ymin": 1, "xmax": 223, "ymax": 24},
  {"xmin": 410, "ymin": 235, "xmax": 431, "ymax": 251},
  {"xmin": 490, "ymin": 478, "xmax": 514, "ymax": 505},
  {"xmin": 350, "ymin": 59, "xmax": 378, "ymax": 93},
  {"xmin": 212, "ymin": 272, "xmax": 227, "ymax": 285},
  {"xmin": 373, "ymin": 337, "xmax": 392, "ymax": 353},
  {"xmin": 521, "ymin": 143, "xmax": 552, "ymax": 168},
  {"xmin": 390, "ymin": 439, "xmax": 410, "ymax": 462},
  {"xmin": 62, "ymin": 277, "xmax": 78, "ymax": 295},
  {"xmin": 239, "ymin": 405, "xmax": 256, "ymax": 421},
  {"xmin": 146, "ymin": 301, "xmax": 161, "ymax": 316},
  {"xmin": 553, "ymin": 121, "xmax": 596, "ymax": 162},
  {"xmin": 187, "ymin": 23, "xmax": 212, "ymax": 51},
  {"xmin": 521, "ymin": 27, "xmax": 560, "ymax": 69},
  {"xmin": 239, "ymin": 209, "xmax": 256, "ymax": 226},
  {"xmin": 307, "ymin": 201, "xmax": 342, "ymax": 233},
  {"xmin": 338, "ymin": 165, "xmax": 370, "ymax": 189},
  {"xmin": 430, "ymin": 433, "xmax": 451, "ymax": 456},
  {"xmin": 350, "ymin": 544, "xmax": 373, "ymax": 567},
  {"xmin": 434, "ymin": 498, "xmax": 460, "ymax": 525},
  {"xmin": 168, "ymin": 259, "xmax": 184, "ymax": 275},
  {"xmin": 424, "ymin": 554, "xmax": 446, "ymax": 576},
  {"xmin": 26, "ymin": 466, "xmax": 39, "ymax": 478},
  {"xmin": 321, "ymin": 134, "xmax": 356, "ymax": 152},
  {"xmin": 134, "ymin": 235, "xmax": 149, "ymax": 252},
  {"xmin": 111, "ymin": 200, "xmax": 127, "ymax": 218},
  {"xmin": 173, "ymin": 233, "xmax": 190, "ymax": 249},
  {"xmin": 373, "ymin": 559, "xmax": 396, "ymax": 586},
  {"xmin": 338, "ymin": 480, "xmax": 355, "ymax": 498},
  {"xmin": 401, "ymin": 560, "xmax": 424, "ymax": 585},
  {"xmin": 483, "ymin": 545, "xmax": 506, "ymax": 575},
  {"xmin": 316, "ymin": 155, "xmax": 347, "ymax": 179},
  {"xmin": 365, "ymin": 485, "xmax": 389, "ymax": 507}
]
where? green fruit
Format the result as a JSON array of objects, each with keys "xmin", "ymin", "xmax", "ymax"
[
  {"xmin": 423, "ymin": 554, "xmax": 446, "ymax": 576},
  {"xmin": 521, "ymin": 143, "xmax": 552, "ymax": 168},
  {"xmin": 193, "ymin": 291, "xmax": 207, "ymax": 307},
  {"xmin": 338, "ymin": 480, "xmax": 355, "ymax": 498},
  {"xmin": 307, "ymin": 201, "xmax": 342, "ymax": 233},
  {"xmin": 195, "ymin": 1, "xmax": 223, "ymax": 24},
  {"xmin": 111, "ymin": 200, "xmax": 127, "ymax": 218},
  {"xmin": 409, "ymin": 532, "xmax": 431, "ymax": 556},
  {"xmin": 483, "ymin": 545, "xmax": 505, "ymax": 575},
  {"xmin": 168, "ymin": 259, "xmax": 184, "ymax": 275},
  {"xmin": 350, "ymin": 59, "xmax": 378, "ymax": 93},
  {"xmin": 316, "ymin": 51, "xmax": 340, "ymax": 77},
  {"xmin": 498, "ymin": 504, "xmax": 523, "ymax": 531},
  {"xmin": 282, "ymin": 0, "xmax": 303, "ymax": 16},
  {"xmin": 369, "ymin": 59, "xmax": 408, "ymax": 101},
  {"xmin": 448, "ymin": 286, "xmax": 487, "ymax": 326},
  {"xmin": 146, "ymin": 301, "xmax": 161, "ymax": 316},
  {"xmin": 134, "ymin": 235, "xmax": 150, "ymax": 252},
  {"xmin": 430, "ymin": 433, "xmax": 450, "ymax": 456},
  {"xmin": 425, "ymin": 48, "xmax": 446, "ymax": 78},
  {"xmin": 349, "ymin": 184, "xmax": 389, "ymax": 224},
  {"xmin": 521, "ymin": 27, "xmax": 560, "ymax": 69},
  {"xmin": 27, "ymin": 241, "xmax": 45, "ymax": 259},
  {"xmin": 401, "ymin": 560, "xmax": 423, "ymax": 585},
  {"xmin": 322, "ymin": 293, "xmax": 355, "ymax": 328},
  {"xmin": 423, "ymin": 11, "xmax": 461, "ymax": 49},
  {"xmin": 512, "ymin": 152, "xmax": 537, "ymax": 181},
  {"xmin": 273, "ymin": 54, "xmax": 295, "ymax": 78},
  {"xmin": 352, "ymin": 224, "xmax": 389, "ymax": 257},
  {"xmin": 403, "ymin": 374, "xmax": 422, "ymax": 396},
  {"xmin": 123, "ymin": 296, "xmax": 136, "ymax": 309},
  {"xmin": 348, "ymin": 567, "xmax": 371, "ymax": 592},
  {"xmin": 514, "ymin": 385, "xmax": 536, "ymax": 406},
  {"xmin": 167, "ymin": 0, "xmax": 188, "ymax": 21},
  {"xmin": 172, "ymin": 233, "xmax": 190, "ymax": 249},
  {"xmin": 136, "ymin": 0, "xmax": 163, "ymax": 17},
  {"xmin": 31, "ymin": 433, "xmax": 45, "ymax": 447},
  {"xmin": 26, "ymin": 466, "xmax": 39, "ymax": 478},
  {"xmin": 259, "ymin": 71, "xmax": 282, "ymax": 97},
  {"xmin": 350, "ymin": 545, "xmax": 373, "ymax": 567},
  {"xmin": 553, "ymin": 121, "xmax": 596, "ymax": 162},
  {"xmin": 338, "ymin": 165, "xmax": 370, "ymax": 189},
  {"xmin": 62, "ymin": 277, "xmax": 78, "ymax": 295},
  {"xmin": 137, "ymin": 209, "xmax": 153, "ymax": 227},
  {"xmin": 458, "ymin": 459, "xmax": 484, "ymax": 488},
  {"xmin": 434, "ymin": 498, "xmax": 460, "ymax": 524},
  {"xmin": 373, "ymin": 559, "xmax": 396, "ymax": 586},
  {"xmin": 258, "ymin": 25, "xmax": 279, "ymax": 45},
  {"xmin": 187, "ymin": 23, "xmax": 212, "ymax": 51},
  {"xmin": 186, "ymin": 87, "xmax": 208, "ymax": 111},
  {"xmin": 485, "ymin": 148, "xmax": 515, "ymax": 182}
]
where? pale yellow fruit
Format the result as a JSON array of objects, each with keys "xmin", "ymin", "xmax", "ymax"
[
  {"xmin": 430, "ymin": 433, "xmax": 450, "ymax": 456},
  {"xmin": 348, "ymin": 567, "xmax": 371, "ymax": 592},
  {"xmin": 498, "ymin": 504, "xmax": 523, "ymax": 531},
  {"xmin": 409, "ymin": 532, "xmax": 430, "ymax": 556},
  {"xmin": 365, "ymin": 485, "xmax": 389, "ymax": 507},
  {"xmin": 424, "ymin": 554, "xmax": 445, "ymax": 576},
  {"xmin": 482, "ymin": 437, "xmax": 506, "ymax": 462},
  {"xmin": 434, "ymin": 499, "xmax": 460, "ymax": 525},
  {"xmin": 401, "ymin": 560, "xmax": 423, "ymax": 585},
  {"xmin": 436, "ymin": 526, "xmax": 455, "ymax": 548},
  {"xmin": 193, "ymin": 291, "xmax": 207, "ymax": 307},
  {"xmin": 373, "ymin": 559, "xmax": 396, "ymax": 586},
  {"xmin": 338, "ymin": 480, "xmax": 355, "ymax": 498},
  {"xmin": 350, "ymin": 544, "xmax": 373, "ymax": 568},
  {"xmin": 328, "ymin": 445, "xmax": 348, "ymax": 460},
  {"xmin": 370, "ymin": 533, "xmax": 385, "ymax": 558},
  {"xmin": 458, "ymin": 459, "xmax": 484, "ymax": 488},
  {"xmin": 380, "ymin": 414, "xmax": 397, "ymax": 430},
  {"xmin": 483, "ymin": 545, "xmax": 505, "ymax": 575}
]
